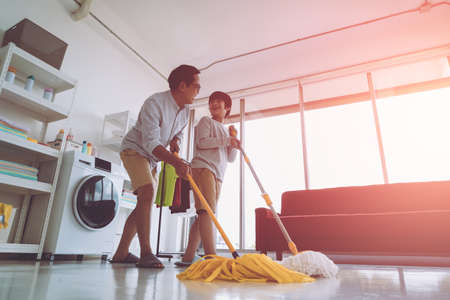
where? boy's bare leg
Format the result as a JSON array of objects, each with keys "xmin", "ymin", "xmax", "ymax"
[
  {"xmin": 198, "ymin": 211, "xmax": 216, "ymax": 255},
  {"xmin": 182, "ymin": 217, "xmax": 201, "ymax": 262}
]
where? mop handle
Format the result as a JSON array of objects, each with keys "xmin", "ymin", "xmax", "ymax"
[
  {"xmin": 229, "ymin": 126, "xmax": 299, "ymax": 255},
  {"xmin": 174, "ymin": 153, "xmax": 239, "ymax": 259}
]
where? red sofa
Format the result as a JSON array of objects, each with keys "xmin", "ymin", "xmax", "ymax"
[{"xmin": 255, "ymin": 181, "xmax": 450, "ymax": 266}]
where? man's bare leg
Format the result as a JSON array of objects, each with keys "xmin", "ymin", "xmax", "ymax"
[
  {"xmin": 111, "ymin": 209, "xmax": 137, "ymax": 261},
  {"xmin": 111, "ymin": 183, "xmax": 153, "ymax": 260},
  {"xmin": 135, "ymin": 183, "xmax": 154, "ymax": 257}
]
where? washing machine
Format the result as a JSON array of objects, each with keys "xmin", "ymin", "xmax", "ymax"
[{"xmin": 43, "ymin": 150, "xmax": 124, "ymax": 259}]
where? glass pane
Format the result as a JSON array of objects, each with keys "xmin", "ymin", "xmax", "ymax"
[
  {"xmin": 216, "ymin": 122, "xmax": 240, "ymax": 250},
  {"xmin": 372, "ymin": 57, "xmax": 448, "ymax": 90},
  {"xmin": 244, "ymin": 113, "xmax": 305, "ymax": 249},
  {"xmin": 377, "ymin": 87, "xmax": 450, "ymax": 183},
  {"xmin": 244, "ymin": 87, "xmax": 298, "ymax": 113},
  {"xmin": 303, "ymin": 73, "xmax": 369, "ymax": 102},
  {"xmin": 305, "ymin": 101, "xmax": 384, "ymax": 189}
]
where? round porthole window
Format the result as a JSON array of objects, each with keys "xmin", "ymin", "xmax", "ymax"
[{"xmin": 72, "ymin": 175, "xmax": 119, "ymax": 230}]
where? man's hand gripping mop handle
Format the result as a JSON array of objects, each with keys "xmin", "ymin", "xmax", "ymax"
[
  {"xmin": 174, "ymin": 153, "xmax": 239, "ymax": 259},
  {"xmin": 229, "ymin": 126, "xmax": 299, "ymax": 255}
]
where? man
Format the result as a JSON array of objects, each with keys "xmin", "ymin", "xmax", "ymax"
[{"xmin": 110, "ymin": 65, "xmax": 200, "ymax": 268}]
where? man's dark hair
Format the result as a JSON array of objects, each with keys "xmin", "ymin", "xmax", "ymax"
[
  {"xmin": 209, "ymin": 91, "xmax": 232, "ymax": 118},
  {"xmin": 168, "ymin": 64, "xmax": 200, "ymax": 91}
]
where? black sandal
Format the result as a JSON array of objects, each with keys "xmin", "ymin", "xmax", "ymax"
[
  {"xmin": 136, "ymin": 253, "xmax": 165, "ymax": 268},
  {"xmin": 108, "ymin": 253, "xmax": 139, "ymax": 264}
]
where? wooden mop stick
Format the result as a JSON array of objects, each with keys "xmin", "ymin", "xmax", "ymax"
[
  {"xmin": 174, "ymin": 153, "xmax": 239, "ymax": 259},
  {"xmin": 229, "ymin": 126, "xmax": 299, "ymax": 255}
]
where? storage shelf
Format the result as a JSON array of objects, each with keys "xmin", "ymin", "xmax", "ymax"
[
  {"xmin": 0, "ymin": 82, "xmax": 69, "ymax": 122},
  {"xmin": 0, "ymin": 130, "xmax": 58, "ymax": 160},
  {"xmin": 105, "ymin": 113, "xmax": 129, "ymax": 128},
  {"xmin": 0, "ymin": 42, "xmax": 76, "ymax": 259},
  {"xmin": 119, "ymin": 200, "xmax": 136, "ymax": 210},
  {"xmin": 104, "ymin": 111, "xmax": 137, "ymax": 129},
  {"xmin": 0, "ymin": 243, "xmax": 39, "ymax": 253},
  {"xmin": 0, "ymin": 173, "xmax": 52, "ymax": 195},
  {"xmin": 7, "ymin": 43, "xmax": 76, "ymax": 93},
  {"xmin": 102, "ymin": 111, "xmax": 136, "ymax": 154},
  {"xmin": 102, "ymin": 136, "xmax": 122, "ymax": 152}
]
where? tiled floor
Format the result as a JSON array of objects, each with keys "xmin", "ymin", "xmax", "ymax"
[{"xmin": 0, "ymin": 259, "xmax": 450, "ymax": 299}]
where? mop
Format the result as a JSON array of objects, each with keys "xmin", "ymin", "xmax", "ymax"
[
  {"xmin": 174, "ymin": 153, "xmax": 314, "ymax": 284},
  {"xmin": 229, "ymin": 126, "xmax": 338, "ymax": 278}
]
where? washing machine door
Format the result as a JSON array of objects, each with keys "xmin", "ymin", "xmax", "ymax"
[{"xmin": 73, "ymin": 175, "xmax": 120, "ymax": 230}]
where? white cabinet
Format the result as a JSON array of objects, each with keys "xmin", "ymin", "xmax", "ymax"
[
  {"xmin": 101, "ymin": 111, "xmax": 136, "ymax": 152},
  {"xmin": 0, "ymin": 43, "xmax": 77, "ymax": 259},
  {"xmin": 101, "ymin": 111, "xmax": 137, "ymax": 210}
]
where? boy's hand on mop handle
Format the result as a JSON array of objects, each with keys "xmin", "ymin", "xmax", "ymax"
[
  {"xmin": 229, "ymin": 125, "xmax": 238, "ymax": 137},
  {"xmin": 228, "ymin": 125, "xmax": 241, "ymax": 149}
]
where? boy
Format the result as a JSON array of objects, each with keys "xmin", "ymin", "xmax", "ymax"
[
  {"xmin": 175, "ymin": 91, "xmax": 240, "ymax": 266},
  {"xmin": 110, "ymin": 65, "xmax": 200, "ymax": 268}
]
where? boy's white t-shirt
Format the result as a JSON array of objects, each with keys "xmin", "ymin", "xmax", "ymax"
[{"xmin": 191, "ymin": 116, "xmax": 237, "ymax": 182}]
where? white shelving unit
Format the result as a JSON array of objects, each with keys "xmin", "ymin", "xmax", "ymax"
[
  {"xmin": 101, "ymin": 111, "xmax": 136, "ymax": 152},
  {"xmin": 0, "ymin": 43, "xmax": 77, "ymax": 259},
  {"xmin": 118, "ymin": 169, "xmax": 136, "ymax": 210},
  {"xmin": 0, "ymin": 130, "xmax": 59, "ymax": 160},
  {"xmin": 0, "ymin": 82, "xmax": 69, "ymax": 122},
  {"xmin": 0, "ymin": 173, "xmax": 52, "ymax": 195},
  {"xmin": 101, "ymin": 136, "xmax": 123, "ymax": 153},
  {"xmin": 119, "ymin": 200, "xmax": 136, "ymax": 210}
]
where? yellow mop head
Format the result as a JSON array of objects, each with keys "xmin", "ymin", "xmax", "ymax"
[
  {"xmin": 172, "ymin": 154, "xmax": 314, "ymax": 284},
  {"xmin": 177, "ymin": 254, "xmax": 315, "ymax": 283}
]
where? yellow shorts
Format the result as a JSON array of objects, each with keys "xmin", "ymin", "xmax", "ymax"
[
  {"xmin": 120, "ymin": 149, "xmax": 157, "ymax": 192},
  {"xmin": 192, "ymin": 168, "xmax": 222, "ymax": 213}
]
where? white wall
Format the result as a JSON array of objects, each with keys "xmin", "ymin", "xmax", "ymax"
[
  {"xmin": 0, "ymin": 0, "xmax": 167, "ymax": 163},
  {"xmin": 0, "ymin": 0, "xmax": 175, "ymax": 254}
]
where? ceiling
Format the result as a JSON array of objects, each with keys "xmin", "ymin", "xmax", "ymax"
[{"xmin": 92, "ymin": 0, "xmax": 450, "ymax": 99}]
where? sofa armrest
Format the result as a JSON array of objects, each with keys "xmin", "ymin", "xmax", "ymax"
[
  {"xmin": 255, "ymin": 207, "xmax": 288, "ymax": 253},
  {"xmin": 255, "ymin": 208, "xmax": 271, "ymax": 251}
]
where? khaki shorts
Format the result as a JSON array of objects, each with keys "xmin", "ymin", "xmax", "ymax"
[
  {"xmin": 120, "ymin": 149, "xmax": 157, "ymax": 192},
  {"xmin": 192, "ymin": 168, "xmax": 222, "ymax": 213}
]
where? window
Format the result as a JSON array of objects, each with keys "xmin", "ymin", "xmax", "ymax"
[
  {"xmin": 377, "ymin": 87, "xmax": 450, "ymax": 183},
  {"xmin": 216, "ymin": 122, "xmax": 240, "ymax": 249},
  {"xmin": 305, "ymin": 101, "xmax": 384, "ymax": 189},
  {"xmin": 244, "ymin": 113, "xmax": 305, "ymax": 249}
]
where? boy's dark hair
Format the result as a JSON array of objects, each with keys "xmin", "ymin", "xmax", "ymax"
[
  {"xmin": 209, "ymin": 91, "xmax": 232, "ymax": 118},
  {"xmin": 168, "ymin": 64, "xmax": 200, "ymax": 91}
]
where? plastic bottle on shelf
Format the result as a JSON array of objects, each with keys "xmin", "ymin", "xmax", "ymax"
[
  {"xmin": 5, "ymin": 67, "xmax": 16, "ymax": 83},
  {"xmin": 56, "ymin": 129, "xmax": 65, "ymax": 142},
  {"xmin": 81, "ymin": 141, "xmax": 87, "ymax": 154},
  {"xmin": 66, "ymin": 128, "xmax": 74, "ymax": 142},
  {"xmin": 43, "ymin": 88, "xmax": 54, "ymax": 101},
  {"xmin": 25, "ymin": 75, "xmax": 34, "ymax": 92},
  {"xmin": 87, "ymin": 143, "xmax": 92, "ymax": 155}
]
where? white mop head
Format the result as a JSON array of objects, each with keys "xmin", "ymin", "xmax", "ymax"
[{"xmin": 280, "ymin": 251, "xmax": 339, "ymax": 278}]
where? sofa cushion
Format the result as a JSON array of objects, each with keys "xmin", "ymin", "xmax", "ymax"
[{"xmin": 281, "ymin": 180, "xmax": 450, "ymax": 216}]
